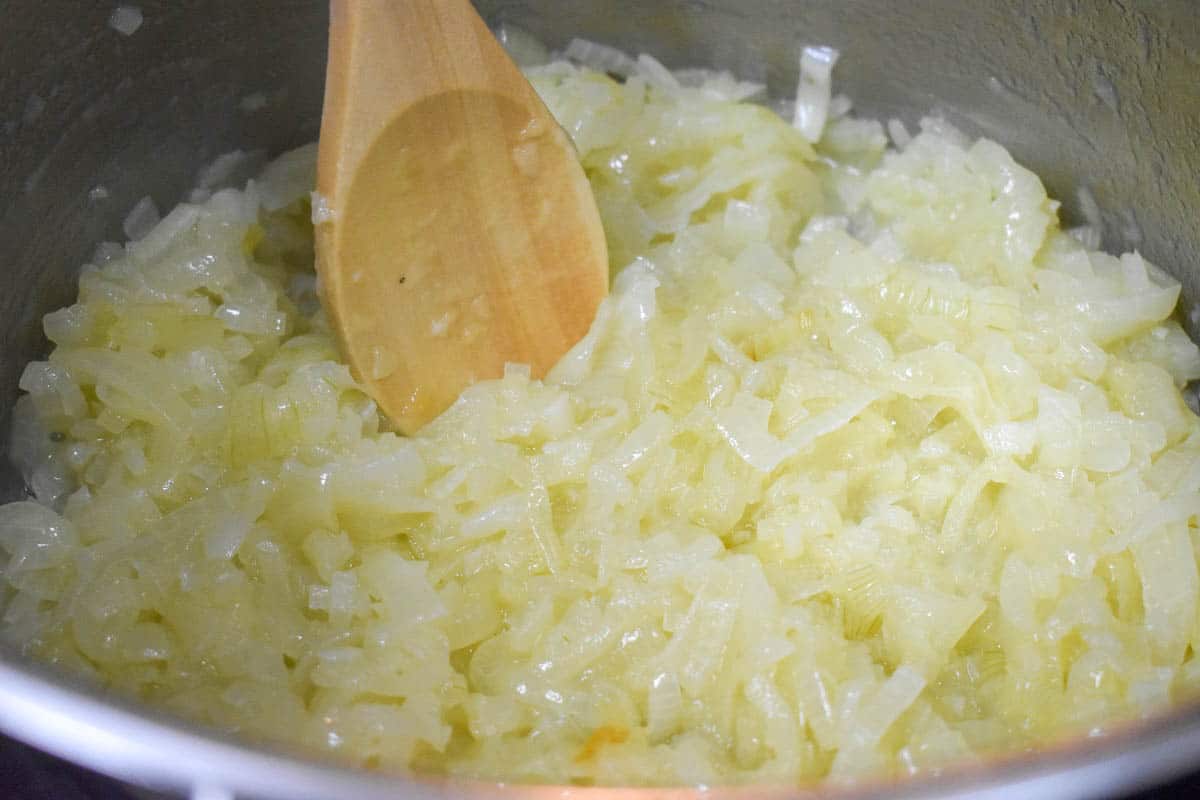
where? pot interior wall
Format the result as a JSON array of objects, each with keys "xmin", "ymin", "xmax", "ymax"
[{"xmin": 1, "ymin": 1, "xmax": 1200, "ymax": 797}]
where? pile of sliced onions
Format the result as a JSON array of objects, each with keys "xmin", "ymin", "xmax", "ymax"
[{"xmin": 2, "ymin": 41, "xmax": 1200, "ymax": 787}]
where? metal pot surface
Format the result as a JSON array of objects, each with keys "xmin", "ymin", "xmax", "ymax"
[{"xmin": 1, "ymin": 2, "xmax": 1199, "ymax": 798}]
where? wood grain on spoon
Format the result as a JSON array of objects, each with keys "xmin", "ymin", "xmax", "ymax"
[{"xmin": 315, "ymin": 0, "xmax": 608, "ymax": 434}]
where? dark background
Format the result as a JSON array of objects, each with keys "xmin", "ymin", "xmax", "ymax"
[{"xmin": 1, "ymin": 735, "xmax": 1199, "ymax": 800}]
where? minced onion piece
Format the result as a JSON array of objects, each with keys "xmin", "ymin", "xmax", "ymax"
[{"xmin": 793, "ymin": 45, "xmax": 839, "ymax": 141}]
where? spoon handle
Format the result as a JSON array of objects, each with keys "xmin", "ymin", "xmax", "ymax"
[{"xmin": 320, "ymin": 0, "xmax": 536, "ymax": 200}]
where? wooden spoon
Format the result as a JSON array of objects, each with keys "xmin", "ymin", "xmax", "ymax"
[{"xmin": 315, "ymin": 0, "xmax": 608, "ymax": 434}]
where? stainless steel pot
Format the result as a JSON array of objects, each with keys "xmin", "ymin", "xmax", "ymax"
[{"xmin": 2, "ymin": 2, "xmax": 1199, "ymax": 798}]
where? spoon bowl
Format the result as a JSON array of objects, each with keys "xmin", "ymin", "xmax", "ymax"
[{"xmin": 315, "ymin": 0, "xmax": 608, "ymax": 433}]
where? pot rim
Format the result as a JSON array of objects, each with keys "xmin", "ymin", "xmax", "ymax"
[{"xmin": 3, "ymin": 647, "xmax": 1198, "ymax": 800}]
